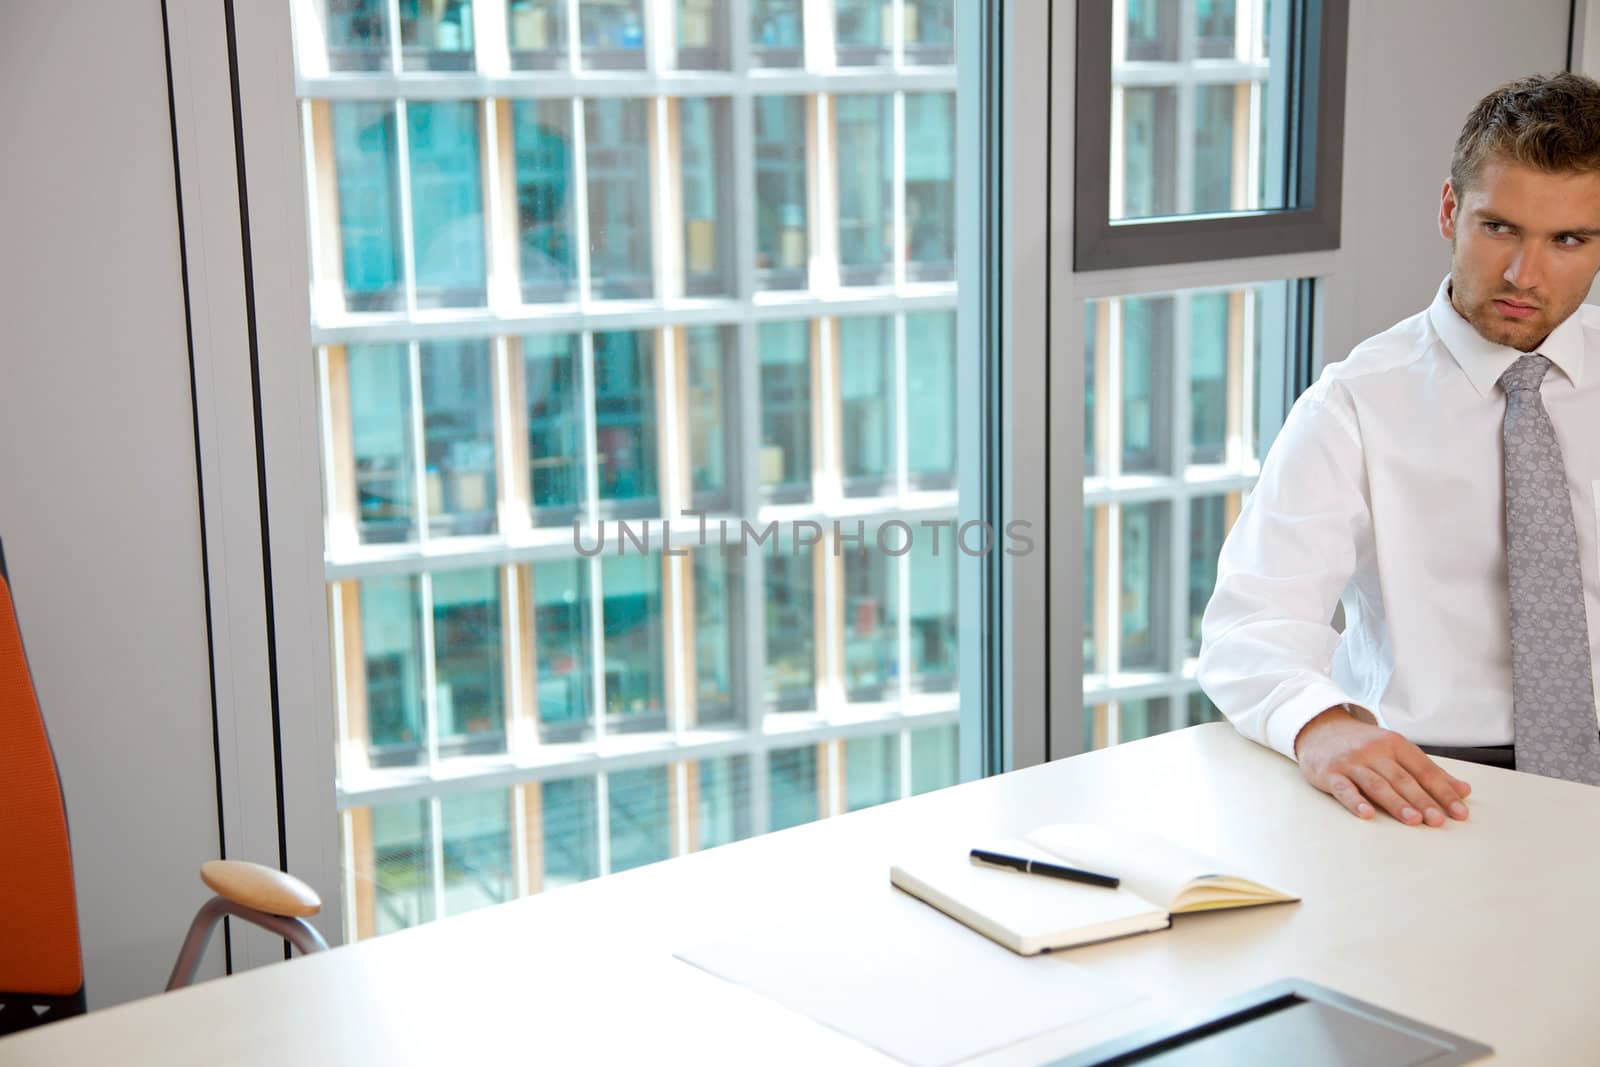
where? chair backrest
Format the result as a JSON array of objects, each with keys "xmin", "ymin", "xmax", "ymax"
[{"xmin": 0, "ymin": 538, "xmax": 84, "ymax": 999}]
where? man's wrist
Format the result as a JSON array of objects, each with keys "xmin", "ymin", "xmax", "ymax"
[{"xmin": 1293, "ymin": 705, "xmax": 1353, "ymax": 761}]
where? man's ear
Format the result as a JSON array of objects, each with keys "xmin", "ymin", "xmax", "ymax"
[{"xmin": 1439, "ymin": 178, "xmax": 1459, "ymax": 240}]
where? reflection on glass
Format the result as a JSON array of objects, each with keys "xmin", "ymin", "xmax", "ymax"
[
  {"xmin": 905, "ymin": 311, "xmax": 955, "ymax": 489},
  {"xmin": 759, "ymin": 321, "xmax": 811, "ymax": 501},
  {"xmin": 580, "ymin": 0, "xmax": 646, "ymax": 69},
  {"xmin": 765, "ymin": 548, "xmax": 815, "ymax": 711},
  {"xmin": 1193, "ymin": 84, "xmax": 1241, "ymax": 214},
  {"xmin": 906, "ymin": 93, "xmax": 955, "ymax": 281},
  {"xmin": 594, "ymin": 330, "xmax": 659, "ymax": 510},
  {"xmin": 509, "ymin": 0, "xmax": 568, "ymax": 70},
  {"xmin": 910, "ymin": 724, "xmax": 958, "ymax": 794},
  {"xmin": 432, "ymin": 567, "xmax": 505, "ymax": 757},
  {"xmin": 371, "ymin": 800, "xmax": 434, "ymax": 934},
  {"xmin": 1121, "ymin": 296, "xmax": 1173, "ymax": 474},
  {"xmin": 836, "ymin": 95, "xmax": 893, "ymax": 286},
  {"xmin": 534, "ymin": 559, "xmax": 593, "ymax": 742},
  {"xmin": 400, "ymin": 0, "xmax": 474, "ymax": 71},
  {"xmin": 512, "ymin": 101, "xmax": 577, "ymax": 304},
  {"xmin": 846, "ymin": 734, "xmax": 899, "ymax": 810},
  {"xmin": 1189, "ymin": 495, "xmax": 1227, "ymax": 656},
  {"xmin": 525, "ymin": 333, "xmax": 583, "ymax": 523},
  {"xmin": 348, "ymin": 345, "xmax": 415, "ymax": 543},
  {"xmin": 839, "ymin": 316, "xmax": 894, "ymax": 497},
  {"xmin": 768, "ymin": 745, "xmax": 819, "ymax": 830},
  {"xmin": 1190, "ymin": 293, "xmax": 1229, "ymax": 464},
  {"xmin": 681, "ymin": 98, "xmax": 733, "ymax": 296},
  {"xmin": 440, "ymin": 788, "xmax": 511, "ymax": 917},
  {"xmin": 1119, "ymin": 697, "xmax": 1171, "ymax": 743},
  {"xmin": 693, "ymin": 550, "xmax": 737, "ymax": 726},
  {"xmin": 909, "ymin": 538, "xmax": 957, "ymax": 691},
  {"xmin": 678, "ymin": 0, "xmax": 728, "ymax": 68},
  {"xmin": 602, "ymin": 553, "xmax": 666, "ymax": 732},
  {"xmin": 1125, "ymin": 0, "xmax": 1179, "ymax": 61},
  {"xmin": 585, "ymin": 99, "xmax": 653, "ymax": 299},
  {"xmin": 755, "ymin": 96, "xmax": 808, "ymax": 289},
  {"xmin": 608, "ymin": 765, "xmax": 669, "ymax": 871},
  {"xmin": 332, "ymin": 102, "xmax": 404, "ymax": 312},
  {"xmin": 751, "ymin": 0, "xmax": 803, "ymax": 67},
  {"xmin": 408, "ymin": 102, "xmax": 486, "ymax": 309},
  {"xmin": 844, "ymin": 549, "xmax": 896, "ymax": 702},
  {"xmin": 697, "ymin": 755, "xmax": 750, "ymax": 847},
  {"xmin": 835, "ymin": 0, "xmax": 888, "ymax": 66},
  {"xmin": 361, "ymin": 576, "xmax": 425, "ymax": 768},
  {"xmin": 421, "ymin": 340, "xmax": 497, "ymax": 537},
  {"xmin": 1120, "ymin": 502, "xmax": 1166, "ymax": 671},
  {"xmin": 325, "ymin": 0, "xmax": 389, "ymax": 71},
  {"xmin": 905, "ymin": 0, "xmax": 955, "ymax": 65},
  {"xmin": 686, "ymin": 326, "xmax": 733, "ymax": 507},
  {"xmin": 1197, "ymin": 0, "xmax": 1238, "ymax": 58},
  {"xmin": 542, "ymin": 776, "xmax": 599, "ymax": 887},
  {"xmin": 1119, "ymin": 87, "xmax": 1178, "ymax": 219}
]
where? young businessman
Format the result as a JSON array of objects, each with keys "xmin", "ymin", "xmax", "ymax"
[{"xmin": 1198, "ymin": 73, "xmax": 1600, "ymax": 827}]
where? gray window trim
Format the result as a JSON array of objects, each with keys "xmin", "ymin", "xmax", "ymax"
[{"xmin": 1073, "ymin": 0, "xmax": 1349, "ymax": 272}]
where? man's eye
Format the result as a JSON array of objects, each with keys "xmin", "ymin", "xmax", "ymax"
[
  {"xmin": 1558, "ymin": 235, "xmax": 1586, "ymax": 247},
  {"xmin": 1484, "ymin": 222, "xmax": 1510, "ymax": 233}
]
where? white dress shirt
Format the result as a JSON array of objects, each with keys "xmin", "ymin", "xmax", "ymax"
[{"xmin": 1198, "ymin": 275, "xmax": 1600, "ymax": 759}]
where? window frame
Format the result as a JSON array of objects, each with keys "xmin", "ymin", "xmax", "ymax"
[{"xmin": 1073, "ymin": 0, "xmax": 1349, "ymax": 271}]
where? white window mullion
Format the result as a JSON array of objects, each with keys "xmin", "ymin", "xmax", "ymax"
[
  {"xmin": 595, "ymin": 772, "xmax": 613, "ymax": 874},
  {"xmin": 408, "ymin": 341, "xmax": 429, "ymax": 545},
  {"xmin": 672, "ymin": 760, "xmax": 690, "ymax": 855},
  {"xmin": 892, "ymin": 90, "xmax": 906, "ymax": 288},
  {"xmin": 894, "ymin": 312, "xmax": 908, "ymax": 496},
  {"xmin": 565, "ymin": 0, "xmax": 583, "ymax": 72},
  {"xmin": 420, "ymin": 571, "xmax": 441, "ymax": 771},
  {"xmin": 588, "ymin": 555, "xmax": 608, "ymax": 748},
  {"xmin": 429, "ymin": 795, "xmax": 447, "ymax": 921}
]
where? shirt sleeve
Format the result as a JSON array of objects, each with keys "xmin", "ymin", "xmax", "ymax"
[{"xmin": 1197, "ymin": 374, "xmax": 1371, "ymax": 761}]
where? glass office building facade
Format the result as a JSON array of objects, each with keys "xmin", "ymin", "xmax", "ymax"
[{"xmin": 295, "ymin": 0, "xmax": 960, "ymax": 940}]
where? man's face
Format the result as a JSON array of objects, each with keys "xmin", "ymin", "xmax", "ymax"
[{"xmin": 1439, "ymin": 159, "xmax": 1600, "ymax": 351}]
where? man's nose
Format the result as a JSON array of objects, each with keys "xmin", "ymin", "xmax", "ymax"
[{"xmin": 1504, "ymin": 242, "xmax": 1545, "ymax": 292}]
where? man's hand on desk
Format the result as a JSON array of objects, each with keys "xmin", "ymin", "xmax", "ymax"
[{"xmin": 1293, "ymin": 707, "xmax": 1472, "ymax": 827}]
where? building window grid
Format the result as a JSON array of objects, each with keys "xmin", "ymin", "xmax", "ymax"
[
  {"xmin": 1109, "ymin": 0, "xmax": 1270, "ymax": 222},
  {"xmin": 296, "ymin": 0, "xmax": 959, "ymax": 940},
  {"xmin": 1083, "ymin": 282, "xmax": 1261, "ymax": 745}
]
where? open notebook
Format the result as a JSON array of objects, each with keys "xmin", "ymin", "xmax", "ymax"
[{"xmin": 890, "ymin": 823, "xmax": 1298, "ymax": 956}]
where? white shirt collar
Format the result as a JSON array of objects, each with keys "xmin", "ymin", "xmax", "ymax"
[{"xmin": 1426, "ymin": 275, "xmax": 1586, "ymax": 399}]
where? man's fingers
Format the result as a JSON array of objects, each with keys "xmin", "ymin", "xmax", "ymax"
[
  {"xmin": 1397, "ymin": 749, "xmax": 1471, "ymax": 820},
  {"xmin": 1347, "ymin": 765, "xmax": 1423, "ymax": 824},
  {"xmin": 1325, "ymin": 773, "xmax": 1375, "ymax": 819},
  {"xmin": 1373, "ymin": 759, "xmax": 1448, "ymax": 826}
]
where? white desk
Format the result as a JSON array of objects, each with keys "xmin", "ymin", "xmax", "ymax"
[{"xmin": 5, "ymin": 723, "xmax": 1599, "ymax": 1064}]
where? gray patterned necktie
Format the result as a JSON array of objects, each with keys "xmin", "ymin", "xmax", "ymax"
[{"xmin": 1501, "ymin": 353, "xmax": 1600, "ymax": 784}]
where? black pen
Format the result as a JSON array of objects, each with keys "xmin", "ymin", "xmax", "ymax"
[{"xmin": 969, "ymin": 848, "xmax": 1121, "ymax": 888}]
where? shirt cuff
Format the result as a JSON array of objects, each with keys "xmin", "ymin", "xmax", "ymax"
[{"xmin": 1264, "ymin": 682, "xmax": 1361, "ymax": 762}]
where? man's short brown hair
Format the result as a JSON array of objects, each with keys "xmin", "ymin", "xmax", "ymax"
[{"xmin": 1451, "ymin": 72, "xmax": 1600, "ymax": 194}]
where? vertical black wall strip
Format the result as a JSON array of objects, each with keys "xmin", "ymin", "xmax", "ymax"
[
  {"xmin": 159, "ymin": 0, "xmax": 233, "ymax": 976},
  {"xmin": 221, "ymin": 0, "xmax": 292, "ymax": 958},
  {"xmin": 1568, "ymin": 0, "xmax": 1580, "ymax": 72}
]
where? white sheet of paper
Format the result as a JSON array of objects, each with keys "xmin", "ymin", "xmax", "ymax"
[{"xmin": 674, "ymin": 889, "xmax": 1146, "ymax": 1066}]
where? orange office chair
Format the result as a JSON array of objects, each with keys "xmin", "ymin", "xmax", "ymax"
[{"xmin": 0, "ymin": 538, "xmax": 327, "ymax": 1036}]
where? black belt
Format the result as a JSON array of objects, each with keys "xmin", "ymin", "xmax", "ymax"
[{"xmin": 1417, "ymin": 743, "xmax": 1516, "ymax": 770}]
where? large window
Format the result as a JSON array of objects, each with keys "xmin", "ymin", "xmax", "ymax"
[{"xmin": 296, "ymin": 0, "xmax": 966, "ymax": 942}]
